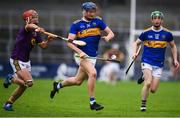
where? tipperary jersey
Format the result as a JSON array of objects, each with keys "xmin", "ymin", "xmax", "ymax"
[
  {"xmin": 11, "ymin": 27, "xmax": 43, "ymax": 62},
  {"xmin": 69, "ymin": 17, "xmax": 107, "ymax": 57},
  {"xmin": 139, "ymin": 26, "xmax": 173, "ymax": 67}
]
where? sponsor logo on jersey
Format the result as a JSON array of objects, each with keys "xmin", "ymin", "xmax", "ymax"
[
  {"xmin": 148, "ymin": 35, "xmax": 153, "ymax": 38},
  {"xmin": 80, "ymin": 25, "xmax": 86, "ymax": 29},
  {"xmin": 144, "ymin": 41, "xmax": 168, "ymax": 48},
  {"xmin": 77, "ymin": 28, "xmax": 100, "ymax": 38}
]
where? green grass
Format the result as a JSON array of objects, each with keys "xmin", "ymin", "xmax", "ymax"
[{"xmin": 0, "ymin": 78, "xmax": 180, "ymax": 117}]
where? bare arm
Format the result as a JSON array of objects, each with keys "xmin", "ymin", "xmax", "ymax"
[
  {"xmin": 169, "ymin": 41, "xmax": 179, "ymax": 69},
  {"xmin": 132, "ymin": 39, "xmax": 142, "ymax": 59},
  {"xmin": 25, "ymin": 24, "xmax": 41, "ymax": 31},
  {"xmin": 25, "ymin": 24, "xmax": 56, "ymax": 49},
  {"xmin": 102, "ymin": 27, "xmax": 114, "ymax": 42}
]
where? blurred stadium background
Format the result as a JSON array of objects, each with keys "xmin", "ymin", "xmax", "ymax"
[{"xmin": 0, "ymin": 0, "xmax": 180, "ymax": 80}]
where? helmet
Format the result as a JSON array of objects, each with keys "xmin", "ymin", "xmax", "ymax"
[
  {"xmin": 23, "ymin": 10, "xmax": 38, "ymax": 20},
  {"xmin": 81, "ymin": 2, "xmax": 97, "ymax": 11},
  {"xmin": 151, "ymin": 11, "xmax": 164, "ymax": 19}
]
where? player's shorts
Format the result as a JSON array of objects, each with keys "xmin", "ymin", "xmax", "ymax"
[
  {"xmin": 74, "ymin": 53, "xmax": 96, "ymax": 66},
  {"xmin": 10, "ymin": 58, "xmax": 31, "ymax": 73},
  {"xmin": 141, "ymin": 62, "xmax": 163, "ymax": 78}
]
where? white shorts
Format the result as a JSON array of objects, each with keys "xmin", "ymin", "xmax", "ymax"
[
  {"xmin": 10, "ymin": 58, "xmax": 31, "ymax": 73},
  {"xmin": 74, "ymin": 53, "xmax": 96, "ymax": 66},
  {"xmin": 141, "ymin": 62, "xmax": 163, "ymax": 78}
]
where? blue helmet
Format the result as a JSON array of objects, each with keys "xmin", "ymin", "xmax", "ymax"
[{"xmin": 81, "ymin": 2, "xmax": 97, "ymax": 11}]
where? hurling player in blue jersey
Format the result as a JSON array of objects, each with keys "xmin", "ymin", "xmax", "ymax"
[
  {"xmin": 50, "ymin": 2, "xmax": 114, "ymax": 111},
  {"xmin": 133, "ymin": 11, "xmax": 179, "ymax": 112}
]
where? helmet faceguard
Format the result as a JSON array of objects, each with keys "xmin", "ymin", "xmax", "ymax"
[
  {"xmin": 151, "ymin": 11, "xmax": 164, "ymax": 19},
  {"xmin": 23, "ymin": 10, "xmax": 39, "ymax": 24}
]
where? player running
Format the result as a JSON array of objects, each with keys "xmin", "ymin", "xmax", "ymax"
[
  {"xmin": 3, "ymin": 10, "xmax": 55, "ymax": 111},
  {"xmin": 50, "ymin": 2, "xmax": 114, "ymax": 111},
  {"xmin": 133, "ymin": 11, "xmax": 179, "ymax": 112}
]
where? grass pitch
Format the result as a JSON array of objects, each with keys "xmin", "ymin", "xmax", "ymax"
[{"xmin": 0, "ymin": 78, "xmax": 180, "ymax": 117}]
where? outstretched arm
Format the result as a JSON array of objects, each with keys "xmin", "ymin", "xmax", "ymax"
[
  {"xmin": 25, "ymin": 23, "xmax": 43, "ymax": 32},
  {"xmin": 25, "ymin": 24, "xmax": 56, "ymax": 49}
]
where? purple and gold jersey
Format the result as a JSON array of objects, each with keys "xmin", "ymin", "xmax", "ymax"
[
  {"xmin": 70, "ymin": 17, "xmax": 107, "ymax": 57},
  {"xmin": 11, "ymin": 27, "xmax": 43, "ymax": 62},
  {"xmin": 139, "ymin": 26, "xmax": 173, "ymax": 67}
]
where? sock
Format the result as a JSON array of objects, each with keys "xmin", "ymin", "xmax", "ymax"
[
  {"xmin": 5, "ymin": 101, "xmax": 13, "ymax": 106},
  {"xmin": 7, "ymin": 74, "xmax": 14, "ymax": 83},
  {"xmin": 90, "ymin": 97, "xmax": 96, "ymax": 105},
  {"xmin": 141, "ymin": 100, "xmax": 146, "ymax": 107},
  {"xmin": 5, "ymin": 103, "xmax": 12, "ymax": 107},
  {"xmin": 57, "ymin": 83, "xmax": 62, "ymax": 89}
]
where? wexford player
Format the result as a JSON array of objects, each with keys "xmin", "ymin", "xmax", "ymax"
[
  {"xmin": 3, "ymin": 10, "xmax": 55, "ymax": 111},
  {"xmin": 50, "ymin": 2, "xmax": 114, "ymax": 111},
  {"xmin": 133, "ymin": 11, "xmax": 179, "ymax": 111}
]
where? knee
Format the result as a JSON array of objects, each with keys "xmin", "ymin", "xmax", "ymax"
[
  {"xmin": 25, "ymin": 81, "xmax": 33, "ymax": 87},
  {"xmin": 145, "ymin": 81, "xmax": 151, "ymax": 88},
  {"xmin": 89, "ymin": 71, "xmax": 97, "ymax": 79}
]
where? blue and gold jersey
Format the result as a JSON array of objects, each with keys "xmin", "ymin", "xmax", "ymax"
[
  {"xmin": 139, "ymin": 26, "xmax": 173, "ymax": 67},
  {"xmin": 69, "ymin": 17, "xmax": 107, "ymax": 57}
]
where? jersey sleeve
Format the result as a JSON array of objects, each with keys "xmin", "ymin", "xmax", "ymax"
[
  {"xmin": 35, "ymin": 33, "xmax": 43, "ymax": 43},
  {"xmin": 98, "ymin": 19, "xmax": 107, "ymax": 30},
  {"xmin": 139, "ymin": 32, "xmax": 145, "ymax": 41},
  {"xmin": 69, "ymin": 23, "xmax": 78, "ymax": 34},
  {"xmin": 167, "ymin": 32, "xmax": 173, "ymax": 42}
]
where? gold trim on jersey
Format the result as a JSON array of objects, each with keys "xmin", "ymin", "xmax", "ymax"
[
  {"xmin": 143, "ymin": 27, "xmax": 152, "ymax": 32},
  {"xmin": 163, "ymin": 27, "xmax": 172, "ymax": 33},
  {"xmin": 95, "ymin": 16, "xmax": 102, "ymax": 20},
  {"xmin": 31, "ymin": 38, "xmax": 37, "ymax": 45},
  {"xmin": 144, "ymin": 41, "xmax": 168, "ymax": 48},
  {"xmin": 77, "ymin": 28, "xmax": 101, "ymax": 38}
]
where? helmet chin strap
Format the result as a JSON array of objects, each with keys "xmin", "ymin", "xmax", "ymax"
[{"xmin": 26, "ymin": 16, "xmax": 38, "ymax": 25}]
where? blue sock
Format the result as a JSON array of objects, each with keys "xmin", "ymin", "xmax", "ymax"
[{"xmin": 90, "ymin": 97, "xmax": 96, "ymax": 105}]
